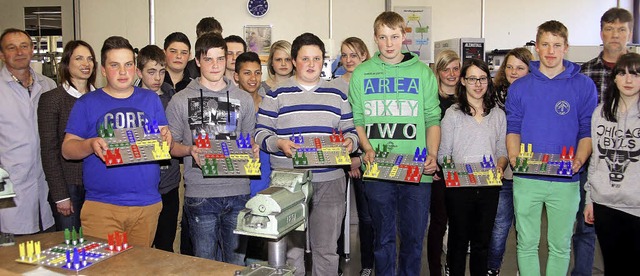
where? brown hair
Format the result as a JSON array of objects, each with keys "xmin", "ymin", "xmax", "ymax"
[
  {"xmin": 456, "ymin": 59, "xmax": 496, "ymax": 117},
  {"xmin": 137, "ymin": 44, "xmax": 166, "ymax": 69},
  {"xmin": 536, "ymin": 20, "xmax": 569, "ymax": 45},
  {"xmin": 100, "ymin": 36, "xmax": 134, "ymax": 66},
  {"xmin": 373, "ymin": 11, "xmax": 406, "ymax": 35},
  {"xmin": 59, "ymin": 40, "xmax": 97, "ymax": 92},
  {"xmin": 600, "ymin": 8, "xmax": 634, "ymax": 32},
  {"xmin": 493, "ymin": 47, "xmax": 534, "ymax": 90},
  {"xmin": 196, "ymin": 17, "xmax": 223, "ymax": 37},
  {"xmin": 0, "ymin": 28, "xmax": 32, "ymax": 52}
]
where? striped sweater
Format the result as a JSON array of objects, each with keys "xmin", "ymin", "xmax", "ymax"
[{"xmin": 255, "ymin": 78, "xmax": 358, "ymax": 182}]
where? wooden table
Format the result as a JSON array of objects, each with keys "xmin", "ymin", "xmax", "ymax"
[{"xmin": 0, "ymin": 232, "xmax": 244, "ymax": 275}]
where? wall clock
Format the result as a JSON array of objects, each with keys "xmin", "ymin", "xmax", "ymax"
[{"xmin": 247, "ymin": 0, "xmax": 269, "ymax": 18}]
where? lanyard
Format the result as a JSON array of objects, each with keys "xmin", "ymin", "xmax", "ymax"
[{"xmin": 10, "ymin": 73, "xmax": 33, "ymax": 96}]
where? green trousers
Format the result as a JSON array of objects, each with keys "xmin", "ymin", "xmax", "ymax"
[{"xmin": 513, "ymin": 176, "xmax": 579, "ymax": 276}]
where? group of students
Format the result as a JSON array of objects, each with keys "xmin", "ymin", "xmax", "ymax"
[
  {"xmin": 0, "ymin": 6, "xmax": 638, "ymax": 276},
  {"xmin": 423, "ymin": 8, "xmax": 637, "ymax": 276}
]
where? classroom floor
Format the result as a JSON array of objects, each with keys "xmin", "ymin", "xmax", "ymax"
[{"xmin": 339, "ymin": 188, "xmax": 605, "ymax": 276}]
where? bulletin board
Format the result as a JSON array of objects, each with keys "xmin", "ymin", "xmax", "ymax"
[{"xmin": 394, "ymin": 6, "xmax": 432, "ymax": 62}]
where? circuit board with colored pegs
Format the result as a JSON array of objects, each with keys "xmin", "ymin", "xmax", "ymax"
[
  {"xmin": 196, "ymin": 133, "xmax": 261, "ymax": 177},
  {"xmin": 15, "ymin": 228, "xmax": 131, "ymax": 272},
  {"xmin": 362, "ymin": 144, "xmax": 426, "ymax": 184},
  {"xmin": 512, "ymin": 143, "xmax": 576, "ymax": 177},
  {"xmin": 98, "ymin": 121, "xmax": 170, "ymax": 166},
  {"xmin": 290, "ymin": 131, "xmax": 351, "ymax": 168},
  {"xmin": 441, "ymin": 155, "xmax": 503, "ymax": 187}
]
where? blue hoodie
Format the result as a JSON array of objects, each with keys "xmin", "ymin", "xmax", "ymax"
[{"xmin": 505, "ymin": 60, "xmax": 597, "ymax": 182}]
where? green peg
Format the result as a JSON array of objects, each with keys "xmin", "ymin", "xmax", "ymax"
[
  {"xmin": 64, "ymin": 228, "xmax": 70, "ymax": 245},
  {"xmin": 98, "ymin": 123, "xmax": 105, "ymax": 138},
  {"xmin": 71, "ymin": 227, "xmax": 77, "ymax": 245},
  {"xmin": 107, "ymin": 123, "xmax": 114, "ymax": 137}
]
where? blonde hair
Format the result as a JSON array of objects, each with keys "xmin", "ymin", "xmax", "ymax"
[
  {"xmin": 341, "ymin": 37, "xmax": 371, "ymax": 61},
  {"xmin": 433, "ymin": 49, "xmax": 460, "ymax": 97},
  {"xmin": 267, "ymin": 40, "xmax": 294, "ymax": 80}
]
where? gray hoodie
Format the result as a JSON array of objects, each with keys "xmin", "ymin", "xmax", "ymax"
[
  {"xmin": 166, "ymin": 77, "xmax": 256, "ymax": 198},
  {"xmin": 586, "ymin": 103, "xmax": 640, "ymax": 217}
]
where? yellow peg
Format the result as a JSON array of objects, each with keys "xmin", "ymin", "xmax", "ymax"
[
  {"xmin": 19, "ymin": 242, "xmax": 25, "ymax": 260},
  {"xmin": 34, "ymin": 241, "xmax": 41, "ymax": 257},
  {"xmin": 370, "ymin": 163, "xmax": 380, "ymax": 177},
  {"xmin": 27, "ymin": 240, "xmax": 33, "ymax": 261}
]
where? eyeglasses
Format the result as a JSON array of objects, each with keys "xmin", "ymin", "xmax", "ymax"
[{"xmin": 465, "ymin": 77, "xmax": 489, "ymax": 85}]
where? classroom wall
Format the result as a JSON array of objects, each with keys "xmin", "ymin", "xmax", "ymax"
[
  {"xmin": 0, "ymin": 0, "xmax": 74, "ymax": 47},
  {"xmin": 0, "ymin": 0, "xmax": 632, "ymax": 86}
]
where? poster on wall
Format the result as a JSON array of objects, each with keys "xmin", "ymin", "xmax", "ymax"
[
  {"xmin": 244, "ymin": 25, "xmax": 272, "ymax": 64},
  {"xmin": 394, "ymin": 6, "xmax": 432, "ymax": 62}
]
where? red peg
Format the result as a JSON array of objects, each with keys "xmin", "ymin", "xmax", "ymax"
[
  {"xmin": 542, "ymin": 154, "xmax": 549, "ymax": 163},
  {"xmin": 115, "ymin": 231, "xmax": 122, "ymax": 251},
  {"xmin": 123, "ymin": 232, "xmax": 129, "ymax": 249},
  {"xmin": 108, "ymin": 233, "xmax": 114, "ymax": 250},
  {"xmin": 569, "ymin": 146, "xmax": 575, "ymax": 160}
]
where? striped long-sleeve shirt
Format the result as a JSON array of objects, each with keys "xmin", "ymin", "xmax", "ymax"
[{"xmin": 255, "ymin": 78, "xmax": 358, "ymax": 182}]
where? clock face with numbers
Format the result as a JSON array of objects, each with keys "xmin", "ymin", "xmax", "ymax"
[{"xmin": 247, "ymin": 0, "xmax": 269, "ymax": 18}]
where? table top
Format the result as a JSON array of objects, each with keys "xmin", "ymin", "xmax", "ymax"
[{"xmin": 0, "ymin": 231, "xmax": 244, "ymax": 275}]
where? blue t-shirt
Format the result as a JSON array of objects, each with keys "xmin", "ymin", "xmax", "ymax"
[{"xmin": 66, "ymin": 87, "xmax": 167, "ymax": 206}]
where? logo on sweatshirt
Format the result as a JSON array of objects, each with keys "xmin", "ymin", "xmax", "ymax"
[
  {"xmin": 596, "ymin": 124, "xmax": 640, "ymax": 184},
  {"xmin": 555, "ymin": 100, "xmax": 570, "ymax": 115},
  {"xmin": 365, "ymin": 123, "xmax": 417, "ymax": 140},
  {"xmin": 364, "ymin": 99, "xmax": 419, "ymax": 117},
  {"xmin": 101, "ymin": 109, "xmax": 148, "ymax": 129},
  {"xmin": 363, "ymin": 77, "xmax": 419, "ymax": 94}
]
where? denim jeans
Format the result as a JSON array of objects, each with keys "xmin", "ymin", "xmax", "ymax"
[
  {"xmin": 571, "ymin": 171, "xmax": 596, "ymax": 276},
  {"xmin": 180, "ymin": 206, "xmax": 194, "ymax": 256},
  {"xmin": 487, "ymin": 179, "xmax": 514, "ymax": 270},
  {"xmin": 365, "ymin": 180, "xmax": 431, "ymax": 276},
  {"xmin": 184, "ymin": 194, "xmax": 249, "ymax": 265},
  {"xmin": 52, "ymin": 184, "xmax": 85, "ymax": 231}
]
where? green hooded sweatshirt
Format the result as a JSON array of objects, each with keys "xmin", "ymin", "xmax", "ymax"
[{"xmin": 349, "ymin": 51, "xmax": 441, "ymax": 182}]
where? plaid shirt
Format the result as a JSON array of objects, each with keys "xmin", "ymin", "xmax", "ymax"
[{"xmin": 580, "ymin": 52, "xmax": 611, "ymax": 103}]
